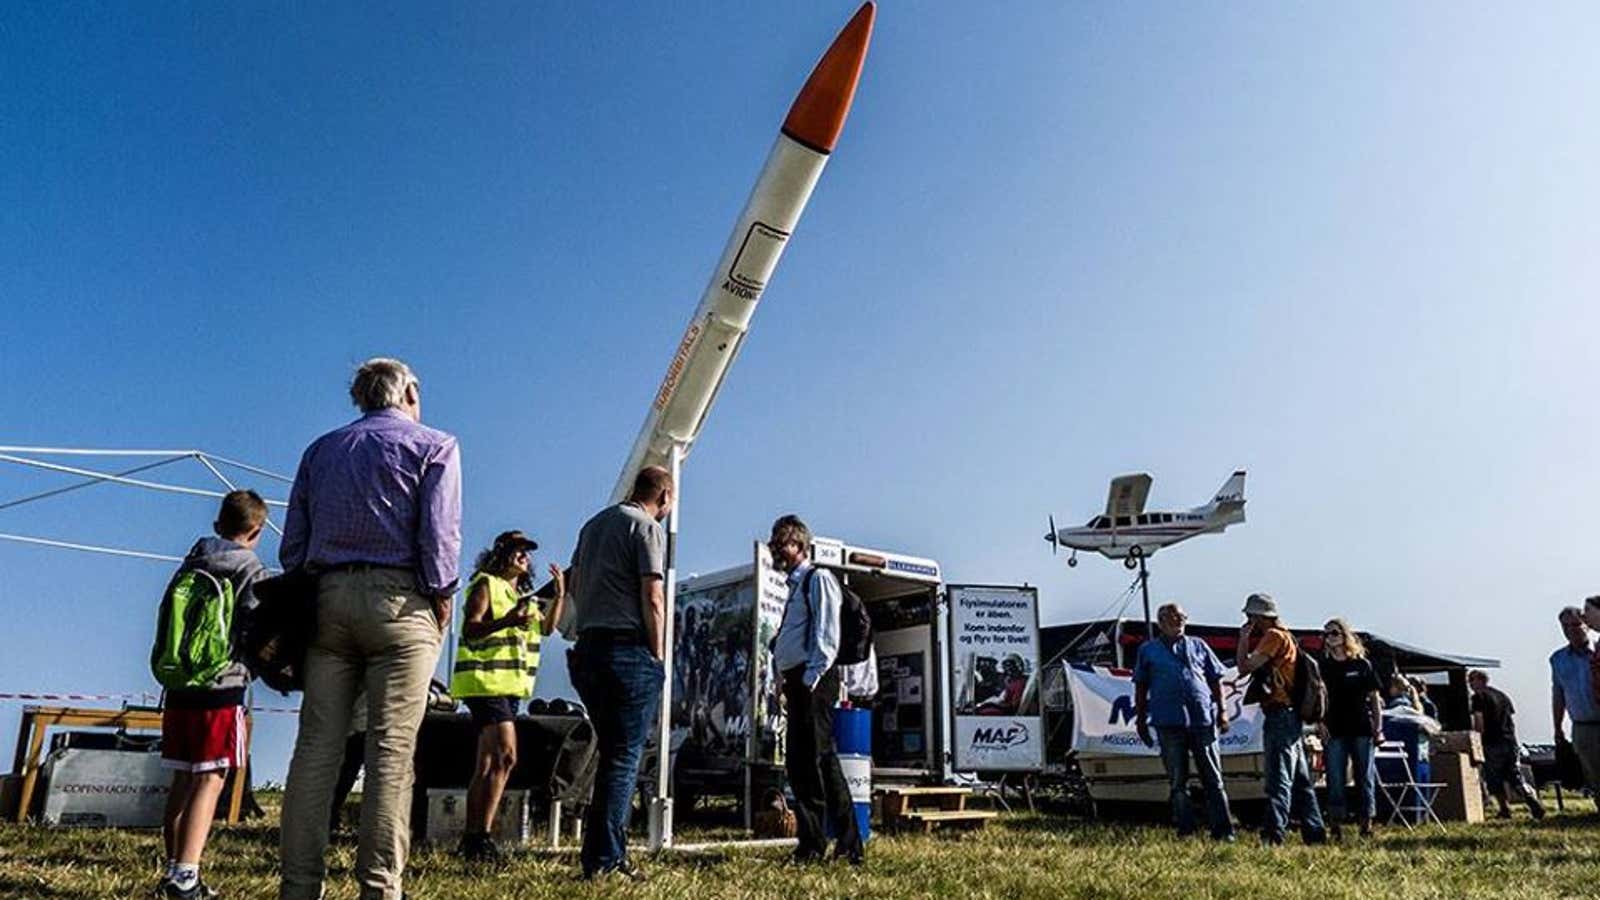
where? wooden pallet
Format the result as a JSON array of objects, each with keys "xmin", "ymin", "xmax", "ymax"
[
  {"xmin": 880, "ymin": 787, "xmax": 996, "ymax": 833},
  {"xmin": 899, "ymin": 809, "xmax": 1000, "ymax": 834}
]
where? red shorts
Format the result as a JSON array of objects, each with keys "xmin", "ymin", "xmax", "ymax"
[{"xmin": 161, "ymin": 706, "xmax": 246, "ymax": 773}]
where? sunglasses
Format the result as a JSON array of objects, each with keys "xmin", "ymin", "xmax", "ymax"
[{"xmin": 1323, "ymin": 629, "xmax": 1343, "ymax": 637}]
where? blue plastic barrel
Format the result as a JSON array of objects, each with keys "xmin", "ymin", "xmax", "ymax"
[{"xmin": 834, "ymin": 705, "xmax": 872, "ymax": 843}]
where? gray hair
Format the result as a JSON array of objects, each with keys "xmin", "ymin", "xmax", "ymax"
[
  {"xmin": 349, "ymin": 358, "xmax": 418, "ymax": 412},
  {"xmin": 1156, "ymin": 603, "xmax": 1184, "ymax": 619}
]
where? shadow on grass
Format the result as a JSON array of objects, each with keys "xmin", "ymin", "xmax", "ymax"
[
  {"xmin": 0, "ymin": 875, "xmax": 72, "ymax": 898},
  {"xmin": 985, "ymin": 814, "xmax": 1093, "ymax": 835},
  {"xmin": 215, "ymin": 823, "xmax": 286, "ymax": 852},
  {"xmin": 653, "ymin": 849, "xmax": 743, "ymax": 871},
  {"xmin": 1375, "ymin": 831, "xmax": 1492, "ymax": 852},
  {"xmin": 20, "ymin": 846, "xmax": 132, "ymax": 868},
  {"xmin": 1524, "ymin": 812, "xmax": 1600, "ymax": 831}
]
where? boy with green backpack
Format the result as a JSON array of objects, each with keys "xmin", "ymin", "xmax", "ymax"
[{"xmin": 150, "ymin": 490, "xmax": 269, "ymax": 899}]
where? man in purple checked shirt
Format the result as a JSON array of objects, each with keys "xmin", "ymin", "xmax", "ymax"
[{"xmin": 277, "ymin": 357, "xmax": 461, "ymax": 900}]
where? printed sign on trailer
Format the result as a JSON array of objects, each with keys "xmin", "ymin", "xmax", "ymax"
[{"xmin": 948, "ymin": 585, "xmax": 1043, "ymax": 771}]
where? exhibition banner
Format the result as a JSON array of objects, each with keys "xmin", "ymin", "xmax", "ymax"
[
  {"xmin": 752, "ymin": 541, "xmax": 791, "ymax": 765},
  {"xmin": 1066, "ymin": 663, "xmax": 1264, "ymax": 756},
  {"xmin": 949, "ymin": 585, "xmax": 1043, "ymax": 771}
]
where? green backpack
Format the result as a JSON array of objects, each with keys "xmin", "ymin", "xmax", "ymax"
[{"xmin": 151, "ymin": 568, "xmax": 237, "ymax": 690}]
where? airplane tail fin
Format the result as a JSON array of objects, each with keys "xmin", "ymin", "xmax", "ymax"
[{"xmin": 1210, "ymin": 470, "xmax": 1246, "ymax": 506}]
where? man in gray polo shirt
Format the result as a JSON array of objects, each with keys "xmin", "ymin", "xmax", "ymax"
[{"xmin": 565, "ymin": 465, "xmax": 671, "ymax": 881}]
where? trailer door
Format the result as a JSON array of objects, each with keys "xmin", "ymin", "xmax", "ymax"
[{"xmin": 945, "ymin": 584, "xmax": 1045, "ymax": 773}]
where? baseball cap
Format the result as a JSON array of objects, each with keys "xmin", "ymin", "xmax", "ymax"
[{"xmin": 493, "ymin": 530, "xmax": 538, "ymax": 554}]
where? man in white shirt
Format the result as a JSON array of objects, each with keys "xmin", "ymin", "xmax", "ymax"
[{"xmin": 769, "ymin": 514, "xmax": 863, "ymax": 866}]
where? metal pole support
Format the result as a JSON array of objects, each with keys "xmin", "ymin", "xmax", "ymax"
[
  {"xmin": 647, "ymin": 443, "xmax": 682, "ymax": 851},
  {"xmin": 1138, "ymin": 556, "xmax": 1153, "ymax": 643}
]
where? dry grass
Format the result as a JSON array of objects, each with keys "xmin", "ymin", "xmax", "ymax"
[{"xmin": 0, "ymin": 794, "xmax": 1595, "ymax": 899}]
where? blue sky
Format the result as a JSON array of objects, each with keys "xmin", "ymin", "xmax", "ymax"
[{"xmin": 3, "ymin": 2, "xmax": 1597, "ymax": 781}]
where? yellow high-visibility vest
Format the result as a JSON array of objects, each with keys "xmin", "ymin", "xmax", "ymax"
[{"xmin": 450, "ymin": 572, "xmax": 538, "ymax": 699}]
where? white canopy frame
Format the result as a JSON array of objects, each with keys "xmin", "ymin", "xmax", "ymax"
[{"xmin": 0, "ymin": 445, "xmax": 291, "ymax": 559}]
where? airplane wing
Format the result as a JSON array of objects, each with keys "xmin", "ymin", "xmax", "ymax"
[{"xmin": 1104, "ymin": 473, "xmax": 1152, "ymax": 519}]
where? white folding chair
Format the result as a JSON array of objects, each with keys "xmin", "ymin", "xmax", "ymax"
[{"xmin": 1375, "ymin": 740, "xmax": 1445, "ymax": 830}]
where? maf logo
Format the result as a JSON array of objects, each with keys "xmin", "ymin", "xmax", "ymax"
[{"xmin": 970, "ymin": 723, "xmax": 1030, "ymax": 751}]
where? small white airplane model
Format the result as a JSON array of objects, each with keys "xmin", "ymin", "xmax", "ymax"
[{"xmin": 1046, "ymin": 471, "xmax": 1247, "ymax": 569}]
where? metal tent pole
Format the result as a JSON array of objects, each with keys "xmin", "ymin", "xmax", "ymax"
[
  {"xmin": 0, "ymin": 453, "xmax": 286, "ymax": 507},
  {"xmin": 193, "ymin": 453, "xmax": 284, "ymax": 537},
  {"xmin": 0, "ymin": 455, "xmax": 190, "ymax": 511},
  {"xmin": 647, "ymin": 443, "xmax": 682, "ymax": 851},
  {"xmin": 1138, "ymin": 556, "xmax": 1153, "ymax": 644}
]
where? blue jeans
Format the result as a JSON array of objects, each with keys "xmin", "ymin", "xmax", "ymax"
[
  {"xmin": 1323, "ymin": 734, "xmax": 1375, "ymax": 824},
  {"xmin": 570, "ymin": 638, "xmax": 664, "ymax": 876},
  {"xmin": 1261, "ymin": 707, "xmax": 1325, "ymax": 841},
  {"xmin": 1154, "ymin": 725, "xmax": 1235, "ymax": 838}
]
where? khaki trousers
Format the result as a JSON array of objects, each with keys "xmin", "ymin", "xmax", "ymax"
[{"xmin": 279, "ymin": 568, "xmax": 442, "ymax": 900}]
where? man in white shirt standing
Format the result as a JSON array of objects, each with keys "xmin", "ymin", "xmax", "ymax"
[{"xmin": 769, "ymin": 514, "xmax": 863, "ymax": 866}]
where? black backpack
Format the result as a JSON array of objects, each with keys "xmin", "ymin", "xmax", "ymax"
[
  {"xmin": 807, "ymin": 568, "xmax": 873, "ymax": 667},
  {"xmin": 1290, "ymin": 648, "xmax": 1328, "ymax": 725},
  {"xmin": 239, "ymin": 568, "xmax": 319, "ymax": 695}
]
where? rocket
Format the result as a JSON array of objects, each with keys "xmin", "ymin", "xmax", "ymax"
[{"xmin": 609, "ymin": 2, "xmax": 876, "ymax": 503}]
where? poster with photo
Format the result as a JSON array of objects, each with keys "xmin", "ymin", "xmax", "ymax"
[
  {"xmin": 750, "ymin": 541, "xmax": 791, "ymax": 764},
  {"xmin": 948, "ymin": 585, "xmax": 1043, "ymax": 772}
]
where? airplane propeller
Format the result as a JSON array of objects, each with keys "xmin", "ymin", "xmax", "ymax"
[{"xmin": 1045, "ymin": 515, "xmax": 1057, "ymax": 555}]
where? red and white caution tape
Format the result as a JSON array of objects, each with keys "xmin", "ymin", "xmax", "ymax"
[
  {"xmin": 0, "ymin": 690, "xmax": 299, "ymax": 716},
  {"xmin": 0, "ymin": 691, "xmax": 160, "ymax": 704}
]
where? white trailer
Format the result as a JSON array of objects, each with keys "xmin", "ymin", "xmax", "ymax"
[{"xmin": 667, "ymin": 535, "xmax": 1041, "ymax": 825}]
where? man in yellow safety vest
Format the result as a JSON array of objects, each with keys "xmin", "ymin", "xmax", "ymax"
[{"xmin": 449, "ymin": 530, "xmax": 564, "ymax": 862}]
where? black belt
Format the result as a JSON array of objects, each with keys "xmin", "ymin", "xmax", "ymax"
[
  {"xmin": 323, "ymin": 562, "xmax": 410, "ymax": 575},
  {"xmin": 578, "ymin": 628, "xmax": 648, "ymax": 646}
]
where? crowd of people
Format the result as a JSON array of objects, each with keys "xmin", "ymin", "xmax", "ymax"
[
  {"xmin": 1129, "ymin": 594, "xmax": 1600, "ymax": 847},
  {"xmin": 147, "ymin": 358, "xmax": 864, "ymax": 900},
  {"xmin": 142, "ymin": 356, "xmax": 1600, "ymax": 898}
]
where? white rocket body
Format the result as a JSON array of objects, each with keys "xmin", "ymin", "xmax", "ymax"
[{"xmin": 610, "ymin": 135, "xmax": 828, "ymax": 503}]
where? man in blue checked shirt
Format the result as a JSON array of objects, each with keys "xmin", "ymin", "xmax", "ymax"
[{"xmin": 1133, "ymin": 602, "xmax": 1237, "ymax": 841}]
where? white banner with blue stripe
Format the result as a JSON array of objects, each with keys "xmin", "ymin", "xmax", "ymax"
[{"xmin": 1066, "ymin": 663, "xmax": 1265, "ymax": 756}]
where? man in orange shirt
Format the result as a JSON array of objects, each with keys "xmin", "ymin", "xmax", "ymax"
[{"xmin": 1236, "ymin": 593, "xmax": 1326, "ymax": 846}]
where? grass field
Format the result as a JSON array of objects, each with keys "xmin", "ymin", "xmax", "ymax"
[{"xmin": 1, "ymin": 795, "xmax": 1596, "ymax": 899}]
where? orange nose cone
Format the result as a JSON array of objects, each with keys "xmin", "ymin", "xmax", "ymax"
[{"xmin": 781, "ymin": 2, "xmax": 875, "ymax": 154}]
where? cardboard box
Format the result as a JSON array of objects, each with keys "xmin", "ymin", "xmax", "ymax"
[
  {"xmin": 1433, "ymin": 731, "xmax": 1484, "ymax": 764},
  {"xmin": 423, "ymin": 788, "xmax": 530, "ymax": 846},
  {"xmin": 1428, "ymin": 751, "xmax": 1483, "ymax": 823}
]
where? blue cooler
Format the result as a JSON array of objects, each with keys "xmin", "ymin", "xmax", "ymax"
[{"xmin": 834, "ymin": 705, "xmax": 872, "ymax": 843}]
